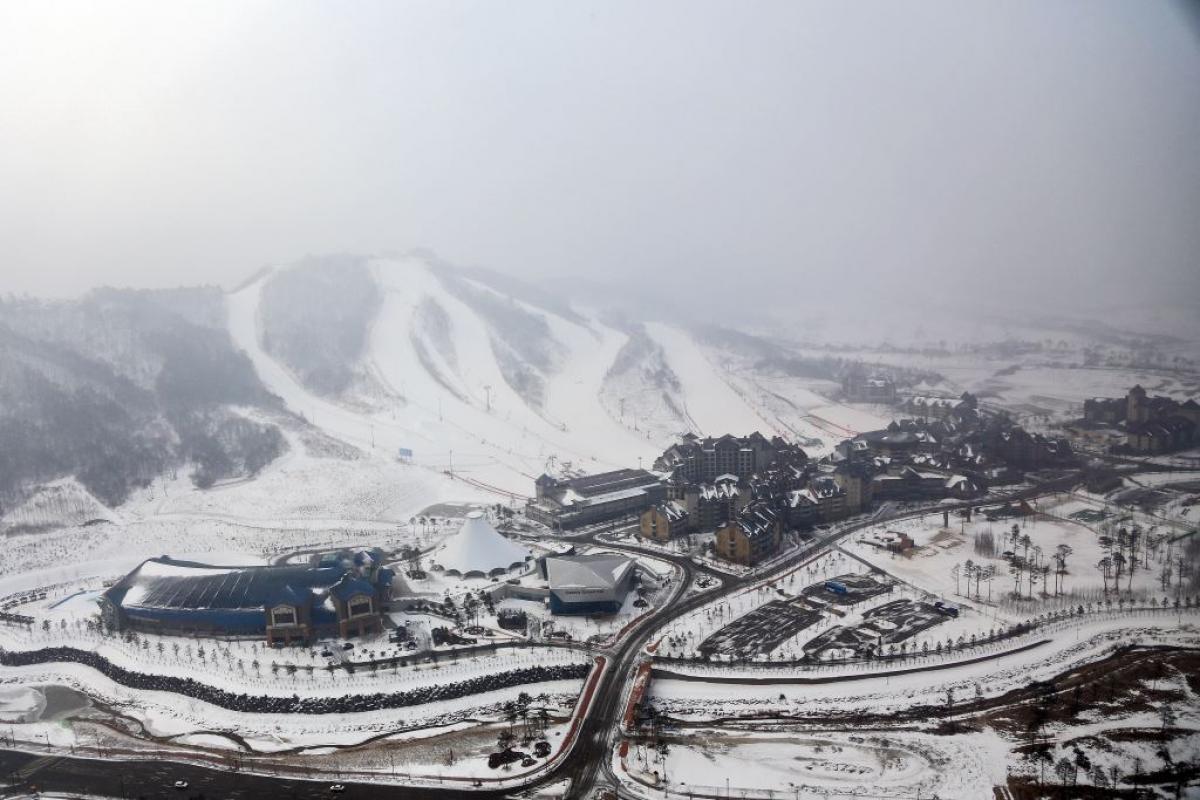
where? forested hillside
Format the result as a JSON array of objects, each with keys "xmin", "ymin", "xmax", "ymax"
[
  {"xmin": 258, "ymin": 255, "xmax": 381, "ymax": 396},
  {"xmin": 0, "ymin": 288, "xmax": 285, "ymax": 511}
]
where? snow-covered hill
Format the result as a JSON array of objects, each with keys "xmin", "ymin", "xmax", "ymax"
[{"xmin": 228, "ymin": 255, "xmax": 866, "ymax": 497}]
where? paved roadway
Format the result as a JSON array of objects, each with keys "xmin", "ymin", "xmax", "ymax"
[
  {"xmin": 0, "ymin": 749, "xmax": 515, "ymax": 799},
  {"xmin": 0, "ymin": 472, "xmax": 1092, "ymax": 799}
]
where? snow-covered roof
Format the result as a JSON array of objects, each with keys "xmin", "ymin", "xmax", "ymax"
[
  {"xmin": 787, "ymin": 488, "xmax": 818, "ymax": 508},
  {"xmin": 544, "ymin": 553, "xmax": 634, "ymax": 591},
  {"xmin": 698, "ymin": 482, "xmax": 739, "ymax": 502},
  {"xmin": 433, "ymin": 511, "xmax": 532, "ymax": 577},
  {"xmin": 107, "ymin": 556, "xmax": 351, "ymax": 611},
  {"xmin": 660, "ymin": 501, "xmax": 688, "ymax": 522}
]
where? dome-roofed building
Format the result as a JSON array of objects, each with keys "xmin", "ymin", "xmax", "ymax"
[
  {"xmin": 100, "ymin": 555, "xmax": 395, "ymax": 644},
  {"xmin": 433, "ymin": 511, "xmax": 533, "ymax": 579}
]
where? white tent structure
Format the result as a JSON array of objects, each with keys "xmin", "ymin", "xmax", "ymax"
[{"xmin": 433, "ymin": 511, "xmax": 532, "ymax": 578}]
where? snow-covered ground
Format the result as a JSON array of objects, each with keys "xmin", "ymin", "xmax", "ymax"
[
  {"xmin": 648, "ymin": 615, "xmax": 1198, "ymax": 718},
  {"xmin": 0, "ymin": 656, "xmax": 586, "ymax": 763},
  {"xmin": 844, "ymin": 494, "xmax": 1185, "ymax": 614},
  {"xmin": 635, "ymin": 613, "xmax": 1199, "ymax": 799},
  {"xmin": 621, "ymin": 728, "xmax": 1010, "ymax": 799}
]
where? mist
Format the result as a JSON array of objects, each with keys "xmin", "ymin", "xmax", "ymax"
[{"xmin": 1, "ymin": 0, "xmax": 1198, "ymax": 318}]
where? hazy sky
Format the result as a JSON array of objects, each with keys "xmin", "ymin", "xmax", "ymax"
[{"xmin": 1, "ymin": 1, "xmax": 1198, "ymax": 310}]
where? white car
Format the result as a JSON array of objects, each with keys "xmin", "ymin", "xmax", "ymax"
[
  {"xmin": 173, "ymin": 780, "xmax": 189, "ymax": 790},
  {"xmin": 329, "ymin": 784, "xmax": 346, "ymax": 794}
]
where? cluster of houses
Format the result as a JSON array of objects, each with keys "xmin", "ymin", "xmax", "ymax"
[
  {"xmin": 529, "ymin": 391, "xmax": 1081, "ymax": 569},
  {"xmin": 642, "ymin": 404, "xmax": 1074, "ymax": 565},
  {"xmin": 1081, "ymin": 385, "xmax": 1199, "ymax": 454}
]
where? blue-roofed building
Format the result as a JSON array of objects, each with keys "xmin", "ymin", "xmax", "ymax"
[{"xmin": 101, "ymin": 554, "xmax": 395, "ymax": 644}]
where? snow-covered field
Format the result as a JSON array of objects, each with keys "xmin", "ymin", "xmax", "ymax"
[
  {"xmin": 636, "ymin": 614, "xmax": 1199, "ymax": 798},
  {"xmin": 622, "ymin": 728, "xmax": 1010, "ymax": 799},
  {"xmin": 0, "ymin": 656, "xmax": 586, "ymax": 760},
  {"xmin": 844, "ymin": 494, "xmax": 1184, "ymax": 614},
  {"xmin": 649, "ymin": 615, "xmax": 1198, "ymax": 718}
]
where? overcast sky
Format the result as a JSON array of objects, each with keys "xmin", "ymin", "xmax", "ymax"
[{"xmin": 1, "ymin": 1, "xmax": 1197, "ymax": 312}]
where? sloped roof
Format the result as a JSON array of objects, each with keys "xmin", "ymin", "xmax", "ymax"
[
  {"xmin": 434, "ymin": 511, "xmax": 532, "ymax": 576},
  {"xmin": 331, "ymin": 574, "xmax": 376, "ymax": 601},
  {"xmin": 544, "ymin": 553, "xmax": 634, "ymax": 591},
  {"xmin": 106, "ymin": 556, "xmax": 345, "ymax": 611},
  {"xmin": 732, "ymin": 502, "xmax": 779, "ymax": 539},
  {"xmin": 659, "ymin": 502, "xmax": 688, "ymax": 522}
]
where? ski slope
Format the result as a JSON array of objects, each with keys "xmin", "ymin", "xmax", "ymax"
[
  {"xmin": 645, "ymin": 322, "xmax": 780, "ymax": 438},
  {"xmin": 229, "ymin": 257, "xmax": 664, "ymax": 495},
  {"xmin": 229, "ymin": 256, "xmax": 861, "ymax": 498}
]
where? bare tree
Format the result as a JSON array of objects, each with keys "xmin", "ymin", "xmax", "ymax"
[
  {"xmin": 1097, "ymin": 555, "xmax": 1112, "ymax": 595},
  {"xmin": 1054, "ymin": 544, "xmax": 1072, "ymax": 596}
]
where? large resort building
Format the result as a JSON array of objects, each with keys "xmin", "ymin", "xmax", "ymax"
[
  {"xmin": 1081, "ymin": 385, "xmax": 1199, "ymax": 454},
  {"xmin": 527, "ymin": 468, "xmax": 664, "ymax": 530},
  {"xmin": 101, "ymin": 552, "xmax": 395, "ymax": 645},
  {"xmin": 654, "ymin": 432, "xmax": 783, "ymax": 483}
]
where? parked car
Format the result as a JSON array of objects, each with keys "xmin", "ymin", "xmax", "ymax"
[
  {"xmin": 932, "ymin": 600, "xmax": 960, "ymax": 617},
  {"xmin": 173, "ymin": 780, "xmax": 189, "ymax": 790}
]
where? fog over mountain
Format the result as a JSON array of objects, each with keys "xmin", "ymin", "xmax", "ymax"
[
  {"xmin": 4, "ymin": 5, "xmax": 1200, "ymax": 795},
  {"xmin": 2, "ymin": 0, "xmax": 1198, "ymax": 320}
]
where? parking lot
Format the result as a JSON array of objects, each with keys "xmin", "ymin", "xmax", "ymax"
[
  {"xmin": 802, "ymin": 624, "xmax": 879, "ymax": 659},
  {"xmin": 860, "ymin": 599, "xmax": 948, "ymax": 645},
  {"xmin": 800, "ymin": 573, "xmax": 891, "ymax": 607},
  {"xmin": 803, "ymin": 598, "xmax": 950, "ymax": 659},
  {"xmin": 699, "ymin": 599, "xmax": 822, "ymax": 658}
]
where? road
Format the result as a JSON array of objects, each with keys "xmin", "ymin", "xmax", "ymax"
[
  {"xmin": 0, "ymin": 468, "xmax": 1128, "ymax": 800},
  {"xmin": 0, "ymin": 749, "xmax": 515, "ymax": 799}
]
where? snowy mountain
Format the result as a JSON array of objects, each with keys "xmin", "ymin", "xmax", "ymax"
[
  {"xmin": 227, "ymin": 254, "xmax": 892, "ymax": 499},
  {"xmin": 9, "ymin": 250, "xmax": 1187, "ymax": 530}
]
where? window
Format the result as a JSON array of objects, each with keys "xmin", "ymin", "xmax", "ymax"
[
  {"xmin": 271, "ymin": 606, "xmax": 296, "ymax": 626},
  {"xmin": 348, "ymin": 596, "xmax": 372, "ymax": 618}
]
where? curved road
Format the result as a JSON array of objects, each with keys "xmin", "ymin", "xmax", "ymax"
[{"xmin": 0, "ymin": 470, "xmax": 1111, "ymax": 799}]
